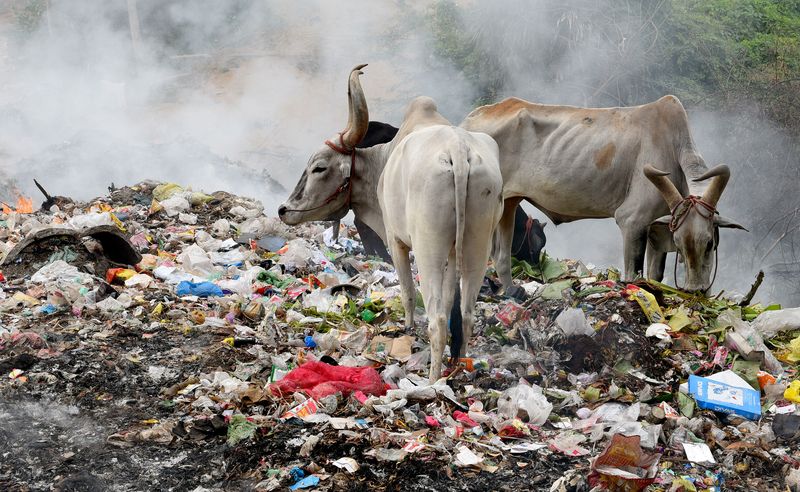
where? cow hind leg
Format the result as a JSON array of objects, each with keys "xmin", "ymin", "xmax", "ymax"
[
  {"xmin": 388, "ymin": 238, "xmax": 416, "ymax": 330},
  {"xmin": 442, "ymin": 250, "xmax": 461, "ymax": 360},
  {"xmin": 493, "ymin": 197, "xmax": 522, "ymax": 290},
  {"xmin": 416, "ymin": 253, "xmax": 450, "ymax": 383}
]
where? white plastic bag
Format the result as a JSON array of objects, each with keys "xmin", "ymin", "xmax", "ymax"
[
  {"xmin": 718, "ymin": 310, "xmax": 782, "ymax": 374},
  {"xmin": 556, "ymin": 308, "xmax": 594, "ymax": 337},
  {"xmin": 177, "ymin": 244, "xmax": 217, "ymax": 277},
  {"xmin": 160, "ymin": 196, "xmax": 191, "ymax": 217},
  {"xmin": 31, "ymin": 260, "xmax": 94, "ymax": 286},
  {"xmin": 752, "ymin": 308, "xmax": 800, "ymax": 339},
  {"xmin": 497, "ymin": 379, "xmax": 553, "ymax": 425}
]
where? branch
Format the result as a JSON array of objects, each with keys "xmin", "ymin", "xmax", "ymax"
[{"xmin": 739, "ymin": 270, "xmax": 764, "ymax": 307}]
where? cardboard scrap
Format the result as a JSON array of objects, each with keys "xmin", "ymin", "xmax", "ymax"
[{"xmin": 365, "ymin": 335, "xmax": 415, "ymax": 362}]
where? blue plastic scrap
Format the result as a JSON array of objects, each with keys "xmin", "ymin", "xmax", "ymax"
[
  {"xmin": 289, "ymin": 475, "xmax": 320, "ymax": 490},
  {"xmin": 176, "ymin": 281, "xmax": 223, "ymax": 298},
  {"xmin": 304, "ymin": 336, "xmax": 317, "ymax": 348}
]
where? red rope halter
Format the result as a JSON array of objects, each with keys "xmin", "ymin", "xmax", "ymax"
[
  {"xmin": 669, "ymin": 195, "xmax": 719, "ymax": 290},
  {"xmin": 322, "ymin": 132, "xmax": 356, "ymax": 208},
  {"xmin": 512, "ymin": 215, "xmax": 536, "ymax": 257},
  {"xmin": 283, "ymin": 133, "xmax": 356, "ymax": 214}
]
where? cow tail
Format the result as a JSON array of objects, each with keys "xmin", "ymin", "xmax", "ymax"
[
  {"xmin": 447, "ymin": 137, "xmax": 469, "ymax": 360},
  {"xmin": 453, "ymin": 137, "xmax": 469, "ymax": 279}
]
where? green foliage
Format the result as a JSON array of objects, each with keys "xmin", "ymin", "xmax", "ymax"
[
  {"xmin": 12, "ymin": 0, "xmax": 47, "ymax": 33},
  {"xmin": 426, "ymin": 0, "xmax": 504, "ymax": 105},
  {"xmin": 427, "ymin": 0, "xmax": 800, "ymax": 133}
]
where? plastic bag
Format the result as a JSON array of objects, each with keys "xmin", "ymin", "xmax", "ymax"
[
  {"xmin": 549, "ymin": 432, "xmax": 590, "ymax": 456},
  {"xmin": 785, "ymin": 381, "xmax": 800, "ymax": 403},
  {"xmin": 177, "ymin": 244, "xmax": 217, "ymax": 277},
  {"xmin": 176, "ymin": 281, "xmax": 223, "ymax": 298},
  {"xmin": 31, "ymin": 260, "xmax": 94, "ymax": 286},
  {"xmin": 152, "ymin": 183, "xmax": 184, "ymax": 201},
  {"xmin": 718, "ymin": 310, "xmax": 783, "ymax": 374},
  {"xmin": 497, "ymin": 379, "xmax": 553, "ymax": 425},
  {"xmin": 124, "ymin": 273, "xmax": 153, "ymax": 288},
  {"xmin": 303, "ymin": 288, "xmax": 338, "ymax": 313},
  {"xmin": 269, "ymin": 361, "xmax": 386, "ymax": 400},
  {"xmin": 589, "ymin": 434, "xmax": 660, "ymax": 491},
  {"xmin": 556, "ymin": 308, "xmax": 594, "ymax": 337},
  {"xmin": 160, "ymin": 196, "xmax": 191, "ymax": 217},
  {"xmin": 624, "ymin": 285, "xmax": 664, "ymax": 323},
  {"xmin": 493, "ymin": 345, "xmax": 537, "ymax": 368},
  {"xmin": 66, "ymin": 212, "xmax": 114, "ymax": 230},
  {"xmin": 752, "ymin": 308, "xmax": 800, "ymax": 339},
  {"xmin": 381, "ymin": 364, "xmax": 406, "ymax": 387}
]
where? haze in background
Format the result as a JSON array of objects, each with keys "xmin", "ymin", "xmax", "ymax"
[{"xmin": 0, "ymin": 0, "xmax": 797, "ymax": 305}]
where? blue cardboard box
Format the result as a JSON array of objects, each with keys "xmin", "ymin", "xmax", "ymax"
[{"xmin": 688, "ymin": 374, "xmax": 761, "ymax": 420}]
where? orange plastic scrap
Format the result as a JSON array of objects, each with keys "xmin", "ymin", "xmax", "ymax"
[{"xmin": 589, "ymin": 434, "xmax": 661, "ymax": 491}]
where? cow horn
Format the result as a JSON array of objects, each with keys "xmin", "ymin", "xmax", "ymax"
[
  {"xmin": 694, "ymin": 164, "xmax": 730, "ymax": 207},
  {"xmin": 341, "ymin": 64, "xmax": 369, "ymax": 149},
  {"xmin": 644, "ymin": 164, "xmax": 682, "ymax": 209}
]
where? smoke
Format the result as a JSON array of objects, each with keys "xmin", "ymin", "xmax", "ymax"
[
  {"xmin": 0, "ymin": 0, "xmax": 473, "ymax": 209},
  {"xmin": 453, "ymin": 0, "xmax": 800, "ymax": 306},
  {"xmin": 1, "ymin": 1, "xmax": 797, "ymax": 305}
]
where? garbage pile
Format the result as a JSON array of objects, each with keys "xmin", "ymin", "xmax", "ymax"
[{"xmin": 1, "ymin": 181, "xmax": 799, "ymax": 491}]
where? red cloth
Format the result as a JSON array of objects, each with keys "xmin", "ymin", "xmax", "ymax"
[{"xmin": 270, "ymin": 361, "xmax": 386, "ymax": 400}]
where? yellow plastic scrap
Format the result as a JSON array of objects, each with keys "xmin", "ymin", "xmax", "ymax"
[
  {"xmin": 152, "ymin": 183, "xmax": 184, "ymax": 202},
  {"xmin": 109, "ymin": 212, "xmax": 127, "ymax": 232},
  {"xmin": 149, "ymin": 199, "xmax": 163, "ymax": 215},
  {"xmin": 786, "ymin": 334, "xmax": 800, "ymax": 364},
  {"xmin": 114, "ymin": 269, "xmax": 136, "ymax": 282},
  {"xmin": 151, "ymin": 303, "xmax": 164, "ymax": 317},
  {"xmin": 785, "ymin": 381, "xmax": 800, "ymax": 403},
  {"xmin": 667, "ymin": 305, "xmax": 693, "ymax": 332},
  {"xmin": 625, "ymin": 285, "xmax": 664, "ymax": 323},
  {"xmin": 188, "ymin": 192, "xmax": 215, "ymax": 206},
  {"xmin": 11, "ymin": 292, "xmax": 40, "ymax": 307}
]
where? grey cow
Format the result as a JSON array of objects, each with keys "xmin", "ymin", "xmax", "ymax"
[{"xmin": 461, "ymin": 95, "xmax": 746, "ymax": 292}]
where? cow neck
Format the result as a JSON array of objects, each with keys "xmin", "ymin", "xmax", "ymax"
[{"xmin": 348, "ymin": 143, "xmax": 391, "ymax": 243}]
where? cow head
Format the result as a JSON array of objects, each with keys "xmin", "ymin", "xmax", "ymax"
[
  {"xmin": 278, "ymin": 64, "xmax": 370, "ymax": 225},
  {"xmin": 645, "ymin": 164, "xmax": 746, "ymax": 292}
]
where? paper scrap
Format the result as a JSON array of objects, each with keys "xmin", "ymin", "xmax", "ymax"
[
  {"xmin": 331, "ymin": 457, "xmax": 359, "ymax": 473},
  {"xmin": 682, "ymin": 442, "xmax": 716, "ymax": 464}
]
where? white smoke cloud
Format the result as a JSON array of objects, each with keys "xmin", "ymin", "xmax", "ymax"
[{"xmin": 0, "ymin": 0, "xmax": 797, "ymax": 305}]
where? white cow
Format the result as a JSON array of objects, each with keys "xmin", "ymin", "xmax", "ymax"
[{"xmin": 279, "ymin": 65, "xmax": 503, "ymax": 381}]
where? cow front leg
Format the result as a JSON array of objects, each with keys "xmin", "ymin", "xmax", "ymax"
[
  {"xmin": 619, "ymin": 225, "xmax": 647, "ymax": 281},
  {"xmin": 388, "ymin": 238, "xmax": 415, "ymax": 329},
  {"xmin": 493, "ymin": 197, "xmax": 522, "ymax": 290},
  {"xmin": 646, "ymin": 247, "xmax": 667, "ymax": 281}
]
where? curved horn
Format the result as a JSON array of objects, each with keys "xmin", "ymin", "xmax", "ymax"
[
  {"xmin": 341, "ymin": 64, "xmax": 369, "ymax": 149},
  {"xmin": 644, "ymin": 164, "xmax": 682, "ymax": 209},
  {"xmin": 694, "ymin": 164, "xmax": 730, "ymax": 207}
]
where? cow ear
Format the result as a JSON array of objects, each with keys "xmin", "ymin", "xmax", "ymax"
[
  {"xmin": 650, "ymin": 215, "xmax": 671, "ymax": 227},
  {"xmin": 715, "ymin": 215, "xmax": 748, "ymax": 231}
]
